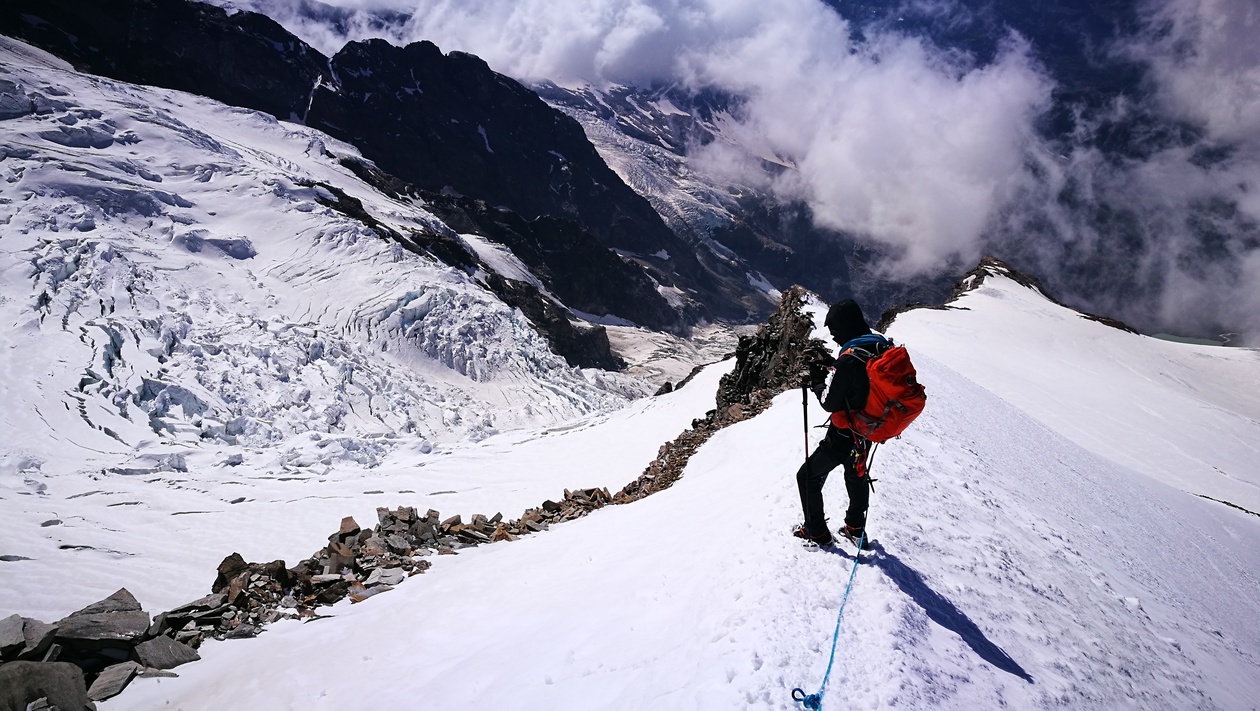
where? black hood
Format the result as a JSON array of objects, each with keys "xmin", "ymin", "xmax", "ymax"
[{"xmin": 824, "ymin": 299, "xmax": 871, "ymax": 345}]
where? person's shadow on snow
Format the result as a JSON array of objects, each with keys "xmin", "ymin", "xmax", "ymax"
[{"xmin": 824, "ymin": 541, "xmax": 1034, "ymax": 683}]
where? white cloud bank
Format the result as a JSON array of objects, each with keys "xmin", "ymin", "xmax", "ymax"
[{"xmin": 220, "ymin": 0, "xmax": 1259, "ymax": 340}]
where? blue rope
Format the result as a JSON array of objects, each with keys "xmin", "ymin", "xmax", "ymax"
[{"xmin": 791, "ymin": 530, "xmax": 866, "ymax": 710}]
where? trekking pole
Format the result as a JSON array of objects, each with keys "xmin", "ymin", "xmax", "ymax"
[{"xmin": 801, "ymin": 384, "xmax": 812, "ymax": 463}]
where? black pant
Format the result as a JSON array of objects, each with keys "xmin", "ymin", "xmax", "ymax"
[{"xmin": 796, "ymin": 427, "xmax": 869, "ymax": 536}]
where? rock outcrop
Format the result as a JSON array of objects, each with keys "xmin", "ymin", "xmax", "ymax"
[{"xmin": 617, "ymin": 285, "xmax": 825, "ymax": 502}]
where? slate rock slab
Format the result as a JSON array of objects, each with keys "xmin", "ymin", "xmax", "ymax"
[
  {"xmin": 0, "ymin": 614, "xmax": 24, "ymax": 658},
  {"xmin": 364, "ymin": 567, "xmax": 405, "ymax": 587},
  {"xmin": 87, "ymin": 660, "xmax": 141, "ymax": 701},
  {"xmin": 133, "ymin": 634, "xmax": 200, "ymax": 670},
  {"xmin": 20, "ymin": 618, "xmax": 58, "ymax": 661},
  {"xmin": 72, "ymin": 588, "xmax": 141, "ymax": 615},
  {"xmin": 56, "ymin": 610, "xmax": 150, "ymax": 644},
  {"xmin": 0, "ymin": 661, "xmax": 91, "ymax": 711}
]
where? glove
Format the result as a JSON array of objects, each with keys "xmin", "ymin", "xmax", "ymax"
[
  {"xmin": 804, "ymin": 345, "xmax": 835, "ymax": 368},
  {"xmin": 807, "ymin": 361, "xmax": 829, "ymax": 398}
]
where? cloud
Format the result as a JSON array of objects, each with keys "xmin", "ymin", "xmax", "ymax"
[
  {"xmin": 687, "ymin": 32, "xmax": 1050, "ymax": 276},
  {"xmin": 216, "ymin": 0, "xmax": 1259, "ymax": 341},
  {"xmin": 394, "ymin": 0, "xmax": 1048, "ymax": 276},
  {"xmin": 1123, "ymin": 0, "xmax": 1260, "ymax": 144}
]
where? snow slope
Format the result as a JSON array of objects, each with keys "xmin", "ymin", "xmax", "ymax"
[
  {"xmin": 105, "ymin": 289, "xmax": 1260, "ymax": 710},
  {"xmin": 892, "ymin": 269, "xmax": 1260, "ymax": 513}
]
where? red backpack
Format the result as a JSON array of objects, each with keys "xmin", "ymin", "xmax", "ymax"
[{"xmin": 830, "ymin": 337, "xmax": 927, "ymax": 442}]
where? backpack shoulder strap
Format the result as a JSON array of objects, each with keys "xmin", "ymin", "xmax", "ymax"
[{"xmin": 839, "ymin": 333, "xmax": 891, "ymax": 362}]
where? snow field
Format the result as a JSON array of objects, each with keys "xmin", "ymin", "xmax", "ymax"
[
  {"xmin": 0, "ymin": 361, "xmax": 731, "ymax": 622},
  {"xmin": 893, "ymin": 274, "xmax": 1260, "ymax": 512},
  {"xmin": 111, "ymin": 327, "xmax": 1260, "ymax": 709}
]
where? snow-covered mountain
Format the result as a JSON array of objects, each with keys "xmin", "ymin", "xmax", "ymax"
[
  {"xmin": 2, "ymin": 12, "xmax": 1259, "ymax": 710},
  {"xmin": 7, "ymin": 258, "xmax": 1253, "ymax": 710},
  {"xmin": 534, "ymin": 82, "xmax": 938, "ymax": 318},
  {"xmin": 0, "ymin": 35, "xmax": 695, "ymax": 507}
]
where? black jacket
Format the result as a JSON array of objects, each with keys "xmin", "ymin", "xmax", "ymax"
[{"xmin": 816, "ymin": 299, "xmax": 874, "ymax": 420}]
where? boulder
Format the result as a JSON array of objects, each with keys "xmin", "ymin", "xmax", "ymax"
[
  {"xmin": 325, "ymin": 541, "xmax": 355, "ymax": 574},
  {"xmin": 55, "ymin": 611, "xmax": 149, "ymax": 645},
  {"xmin": 133, "ymin": 634, "xmax": 200, "ymax": 670},
  {"xmin": 56, "ymin": 590, "xmax": 149, "ymax": 647},
  {"xmin": 0, "ymin": 661, "xmax": 91, "ymax": 711},
  {"xmin": 86, "ymin": 661, "xmax": 140, "ymax": 702}
]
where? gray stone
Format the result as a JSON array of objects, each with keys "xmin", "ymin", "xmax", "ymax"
[
  {"xmin": 137, "ymin": 668, "xmax": 180, "ymax": 678},
  {"xmin": 19, "ymin": 618, "xmax": 58, "ymax": 661},
  {"xmin": 385, "ymin": 535, "xmax": 410, "ymax": 553},
  {"xmin": 0, "ymin": 614, "xmax": 23, "ymax": 658},
  {"xmin": 87, "ymin": 661, "xmax": 141, "ymax": 702},
  {"xmin": 324, "ymin": 541, "xmax": 355, "ymax": 574},
  {"xmin": 133, "ymin": 634, "xmax": 201, "ymax": 670},
  {"xmin": 0, "ymin": 661, "xmax": 90, "ymax": 711},
  {"xmin": 41, "ymin": 643, "xmax": 63, "ymax": 662},
  {"xmin": 364, "ymin": 567, "xmax": 405, "ymax": 587},
  {"xmin": 70, "ymin": 588, "xmax": 142, "ymax": 616},
  {"xmin": 168, "ymin": 592, "xmax": 226, "ymax": 615},
  {"xmin": 56, "ymin": 610, "xmax": 150, "ymax": 644},
  {"xmin": 224, "ymin": 623, "xmax": 257, "ymax": 639},
  {"xmin": 409, "ymin": 520, "xmax": 436, "ymax": 542}
]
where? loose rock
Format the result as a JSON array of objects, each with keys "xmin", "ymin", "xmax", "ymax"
[
  {"xmin": 133, "ymin": 634, "xmax": 201, "ymax": 670},
  {"xmin": 86, "ymin": 660, "xmax": 141, "ymax": 701}
]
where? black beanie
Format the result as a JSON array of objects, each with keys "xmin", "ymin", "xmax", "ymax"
[{"xmin": 824, "ymin": 299, "xmax": 870, "ymax": 345}]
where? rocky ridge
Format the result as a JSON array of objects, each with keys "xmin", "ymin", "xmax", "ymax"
[{"xmin": 875, "ymin": 256, "xmax": 1139, "ymax": 334}]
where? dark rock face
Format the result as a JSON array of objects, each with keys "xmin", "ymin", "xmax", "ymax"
[
  {"xmin": 421, "ymin": 193, "xmax": 678, "ymax": 332},
  {"xmin": 716, "ymin": 285, "xmax": 824, "ymax": 411},
  {"xmin": 0, "ymin": 661, "xmax": 91, "ymax": 711},
  {"xmin": 311, "ymin": 39, "xmax": 679, "ymax": 257},
  {"xmin": 0, "ymin": 0, "xmax": 326, "ymax": 122}
]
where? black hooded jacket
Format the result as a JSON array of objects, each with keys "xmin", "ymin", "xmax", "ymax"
[{"xmin": 820, "ymin": 300, "xmax": 873, "ymax": 416}]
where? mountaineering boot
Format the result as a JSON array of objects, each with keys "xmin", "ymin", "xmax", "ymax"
[
  {"xmin": 839, "ymin": 524, "xmax": 870, "ymax": 550},
  {"xmin": 793, "ymin": 524, "xmax": 834, "ymax": 547}
]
